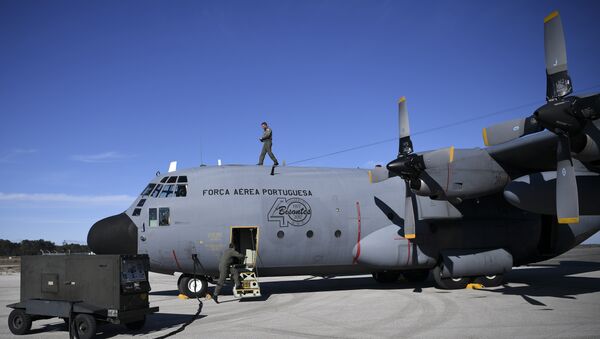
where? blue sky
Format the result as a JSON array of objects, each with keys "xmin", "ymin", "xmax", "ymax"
[{"xmin": 1, "ymin": 0, "xmax": 600, "ymax": 244}]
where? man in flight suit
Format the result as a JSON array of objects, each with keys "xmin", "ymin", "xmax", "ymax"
[
  {"xmin": 212, "ymin": 243, "xmax": 245, "ymax": 304},
  {"xmin": 258, "ymin": 121, "xmax": 279, "ymax": 166}
]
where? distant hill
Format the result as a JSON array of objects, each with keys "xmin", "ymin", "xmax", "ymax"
[{"xmin": 0, "ymin": 239, "xmax": 89, "ymax": 256}]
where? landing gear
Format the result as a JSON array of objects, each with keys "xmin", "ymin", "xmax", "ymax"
[
  {"xmin": 178, "ymin": 274, "xmax": 208, "ymax": 298},
  {"xmin": 402, "ymin": 269, "xmax": 429, "ymax": 283},
  {"xmin": 474, "ymin": 274, "xmax": 504, "ymax": 287},
  {"xmin": 432, "ymin": 265, "xmax": 471, "ymax": 289},
  {"xmin": 372, "ymin": 270, "xmax": 401, "ymax": 283}
]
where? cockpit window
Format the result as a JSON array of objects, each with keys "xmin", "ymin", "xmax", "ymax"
[
  {"xmin": 149, "ymin": 208, "xmax": 158, "ymax": 227},
  {"xmin": 159, "ymin": 184, "xmax": 175, "ymax": 198},
  {"xmin": 151, "ymin": 184, "xmax": 163, "ymax": 198},
  {"xmin": 159, "ymin": 207, "xmax": 170, "ymax": 226},
  {"xmin": 146, "ymin": 179, "xmax": 187, "ymax": 198},
  {"xmin": 175, "ymin": 184, "xmax": 187, "ymax": 197},
  {"xmin": 141, "ymin": 184, "xmax": 156, "ymax": 196}
]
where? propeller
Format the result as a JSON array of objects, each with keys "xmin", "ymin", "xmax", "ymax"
[
  {"xmin": 384, "ymin": 97, "xmax": 456, "ymax": 238},
  {"xmin": 482, "ymin": 11, "xmax": 600, "ymax": 224},
  {"xmin": 389, "ymin": 97, "xmax": 417, "ymax": 238}
]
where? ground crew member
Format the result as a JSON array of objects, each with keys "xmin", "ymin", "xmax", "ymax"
[
  {"xmin": 212, "ymin": 243, "xmax": 245, "ymax": 304},
  {"xmin": 258, "ymin": 121, "xmax": 279, "ymax": 166}
]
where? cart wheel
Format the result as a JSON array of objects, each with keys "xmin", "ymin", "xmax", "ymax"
[
  {"xmin": 125, "ymin": 315, "xmax": 146, "ymax": 331},
  {"xmin": 74, "ymin": 314, "xmax": 97, "ymax": 339},
  {"xmin": 8, "ymin": 309, "xmax": 32, "ymax": 335}
]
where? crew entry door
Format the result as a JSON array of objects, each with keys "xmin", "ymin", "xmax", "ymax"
[{"xmin": 230, "ymin": 226, "xmax": 261, "ymax": 298}]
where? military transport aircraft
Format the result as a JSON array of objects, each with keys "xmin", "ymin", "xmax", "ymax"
[{"xmin": 88, "ymin": 11, "xmax": 600, "ymax": 296}]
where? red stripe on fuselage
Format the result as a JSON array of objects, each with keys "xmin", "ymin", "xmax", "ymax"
[
  {"xmin": 172, "ymin": 250, "xmax": 183, "ymax": 271},
  {"xmin": 353, "ymin": 201, "xmax": 362, "ymax": 264}
]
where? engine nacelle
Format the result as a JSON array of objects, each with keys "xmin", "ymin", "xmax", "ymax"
[
  {"xmin": 504, "ymin": 171, "xmax": 600, "ymax": 215},
  {"xmin": 416, "ymin": 148, "xmax": 509, "ymax": 201}
]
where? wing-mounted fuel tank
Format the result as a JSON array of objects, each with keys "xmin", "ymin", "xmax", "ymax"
[
  {"xmin": 389, "ymin": 147, "xmax": 509, "ymax": 202},
  {"xmin": 438, "ymin": 249, "xmax": 513, "ymax": 278},
  {"xmin": 504, "ymin": 170, "xmax": 600, "ymax": 216}
]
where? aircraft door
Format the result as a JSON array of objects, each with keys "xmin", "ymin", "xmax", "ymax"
[{"xmin": 230, "ymin": 226, "xmax": 259, "ymax": 262}]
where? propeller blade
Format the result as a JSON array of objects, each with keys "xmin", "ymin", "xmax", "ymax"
[
  {"xmin": 482, "ymin": 116, "xmax": 543, "ymax": 146},
  {"xmin": 404, "ymin": 190, "xmax": 416, "ymax": 239},
  {"xmin": 556, "ymin": 133, "xmax": 579, "ymax": 224},
  {"xmin": 398, "ymin": 97, "xmax": 413, "ymax": 156},
  {"xmin": 544, "ymin": 11, "xmax": 572, "ymax": 100}
]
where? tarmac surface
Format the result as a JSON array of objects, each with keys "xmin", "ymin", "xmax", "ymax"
[{"xmin": 1, "ymin": 246, "xmax": 600, "ymax": 338}]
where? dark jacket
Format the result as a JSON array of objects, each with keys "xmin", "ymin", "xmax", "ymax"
[{"xmin": 219, "ymin": 248, "xmax": 245, "ymax": 269}]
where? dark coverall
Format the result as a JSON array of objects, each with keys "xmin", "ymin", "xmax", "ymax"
[
  {"xmin": 258, "ymin": 127, "xmax": 278, "ymax": 165},
  {"xmin": 213, "ymin": 248, "xmax": 245, "ymax": 297}
]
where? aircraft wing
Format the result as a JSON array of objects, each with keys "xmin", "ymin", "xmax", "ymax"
[{"xmin": 485, "ymin": 129, "xmax": 559, "ymax": 179}]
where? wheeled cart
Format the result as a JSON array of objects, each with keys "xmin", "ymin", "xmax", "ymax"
[{"xmin": 7, "ymin": 254, "xmax": 158, "ymax": 339}]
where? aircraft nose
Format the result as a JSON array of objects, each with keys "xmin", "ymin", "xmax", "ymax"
[{"xmin": 87, "ymin": 213, "xmax": 138, "ymax": 254}]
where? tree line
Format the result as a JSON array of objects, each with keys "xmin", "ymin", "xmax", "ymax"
[{"xmin": 0, "ymin": 239, "xmax": 89, "ymax": 256}]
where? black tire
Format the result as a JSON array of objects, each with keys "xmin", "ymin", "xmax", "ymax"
[
  {"xmin": 372, "ymin": 271, "xmax": 401, "ymax": 283},
  {"xmin": 125, "ymin": 316, "xmax": 146, "ymax": 331},
  {"xmin": 178, "ymin": 274, "xmax": 208, "ymax": 298},
  {"xmin": 432, "ymin": 265, "xmax": 471, "ymax": 289},
  {"xmin": 474, "ymin": 274, "xmax": 504, "ymax": 287},
  {"xmin": 8, "ymin": 309, "xmax": 32, "ymax": 335},
  {"xmin": 74, "ymin": 314, "xmax": 97, "ymax": 339},
  {"xmin": 402, "ymin": 270, "xmax": 430, "ymax": 283}
]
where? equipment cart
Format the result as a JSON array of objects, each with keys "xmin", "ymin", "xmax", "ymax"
[{"xmin": 7, "ymin": 254, "xmax": 158, "ymax": 339}]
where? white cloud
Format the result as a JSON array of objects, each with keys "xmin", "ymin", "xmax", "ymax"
[
  {"xmin": 0, "ymin": 149, "xmax": 37, "ymax": 163},
  {"xmin": 0, "ymin": 192, "xmax": 135, "ymax": 205},
  {"xmin": 71, "ymin": 151, "xmax": 132, "ymax": 163}
]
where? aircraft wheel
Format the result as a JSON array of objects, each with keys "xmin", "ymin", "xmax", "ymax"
[
  {"xmin": 178, "ymin": 274, "xmax": 208, "ymax": 298},
  {"xmin": 432, "ymin": 265, "xmax": 471, "ymax": 289},
  {"xmin": 74, "ymin": 314, "xmax": 97, "ymax": 339},
  {"xmin": 8, "ymin": 309, "xmax": 32, "ymax": 335},
  {"xmin": 474, "ymin": 274, "xmax": 504, "ymax": 287},
  {"xmin": 402, "ymin": 269, "xmax": 430, "ymax": 283},
  {"xmin": 372, "ymin": 270, "xmax": 401, "ymax": 283}
]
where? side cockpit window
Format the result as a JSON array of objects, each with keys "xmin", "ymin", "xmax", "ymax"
[
  {"xmin": 175, "ymin": 184, "xmax": 187, "ymax": 197},
  {"xmin": 141, "ymin": 184, "xmax": 156, "ymax": 196},
  {"xmin": 149, "ymin": 207, "xmax": 170, "ymax": 227},
  {"xmin": 149, "ymin": 208, "xmax": 158, "ymax": 227},
  {"xmin": 159, "ymin": 207, "xmax": 170, "ymax": 226}
]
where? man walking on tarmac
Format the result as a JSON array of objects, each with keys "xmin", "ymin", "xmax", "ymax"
[
  {"xmin": 258, "ymin": 121, "xmax": 279, "ymax": 166},
  {"xmin": 212, "ymin": 243, "xmax": 245, "ymax": 304}
]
